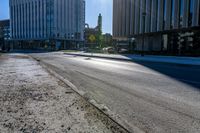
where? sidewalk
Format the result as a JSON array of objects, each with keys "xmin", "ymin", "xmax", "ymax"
[
  {"xmin": 64, "ymin": 52, "xmax": 200, "ymax": 66},
  {"xmin": 0, "ymin": 54, "xmax": 127, "ymax": 133}
]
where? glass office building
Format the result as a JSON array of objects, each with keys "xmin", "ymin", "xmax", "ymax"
[
  {"xmin": 113, "ymin": 0, "xmax": 200, "ymax": 56},
  {"xmin": 9, "ymin": 0, "xmax": 85, "ymax": 50}
]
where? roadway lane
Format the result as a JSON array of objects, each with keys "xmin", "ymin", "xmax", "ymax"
[{"xmin": 32, "ymin": 53, "xmax": 200, "ymax": 133}]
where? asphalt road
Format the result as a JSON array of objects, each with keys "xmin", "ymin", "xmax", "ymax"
[{"xmin": 32, "ymin": 52, "xmax": 200, "ymax": 133}]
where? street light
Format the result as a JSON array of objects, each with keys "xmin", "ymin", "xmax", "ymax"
[{"xmin": 142, "ymin": 12, "xmax": 146, "ymax": 57}]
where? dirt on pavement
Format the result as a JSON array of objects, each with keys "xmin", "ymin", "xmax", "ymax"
[{"xmin": 0, "ymin": 54, "xmax": 128, "ymax": 133}]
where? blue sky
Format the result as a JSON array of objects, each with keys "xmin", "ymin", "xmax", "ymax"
[
  {"xmin": 0, "ymin": 0, "xmax": 9, "ymax": 20},
  {"xmin": 86, "ymin": 0, "xmax": 112, "ymax": 34},
  {"xmin": 0, "ymin": 0, "xmax": 112, "ymax": 34}
]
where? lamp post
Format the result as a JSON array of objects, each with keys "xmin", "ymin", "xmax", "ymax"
[{"xmin": 142, "ymin": 12, "xmax": 146, "ymax": 56}]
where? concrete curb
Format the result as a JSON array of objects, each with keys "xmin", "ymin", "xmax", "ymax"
[
  {"xmin": 64, "ymin": 53, "xmax": 132, "ymax": 61},
  {"xmin": 64, "ymin": 53, "xmax": 200, "ymax": 67},
  {"xmin": 31, "ymin": 56, "xmax": 144, "ymax": 133}
]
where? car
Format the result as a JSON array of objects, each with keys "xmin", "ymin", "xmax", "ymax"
[
  {"xmin": 103, "ymin": 47, "xmax": 115, "ymax": 54},
  {"xmin": 118, "ymin": 48, "xmax": 129, "ymax": 54}
]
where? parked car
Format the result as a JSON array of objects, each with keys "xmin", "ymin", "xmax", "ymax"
[
  {"xmin": 118, "ymin": 48, "xmax": 129, "ymax": 54},
  {"xmin": 103, "ymin": 47, "xmax": 115, "ymax": 54},
  {"xmin": 79, "ymin": 47, "xmax": 89, "ymax": 52}
]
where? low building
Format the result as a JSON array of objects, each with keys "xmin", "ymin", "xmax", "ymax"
[{"xmin": 0, "ymin": 20, "xmax": 10, "ymax": 51}]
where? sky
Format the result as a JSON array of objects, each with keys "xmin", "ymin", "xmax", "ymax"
[
  {"xmin": 85, "ymin": 0, "xmax": 112, "ymax": 34},
  {"xmin": 0, "ymin": 0, "xmax": 113, "ymax": 34}
]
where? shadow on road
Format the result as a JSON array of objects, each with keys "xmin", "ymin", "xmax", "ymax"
[{"xmin": 122, "ymin": 55, "xmax": 200, "ymax": 89}]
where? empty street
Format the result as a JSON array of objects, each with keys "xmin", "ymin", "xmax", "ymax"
[{"xmin": 31, "ymin": 52, "xmax": 200, "ymax": 133}]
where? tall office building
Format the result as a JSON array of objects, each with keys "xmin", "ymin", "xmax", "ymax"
[
  {"xmin": 113, "ymin": 0, "xmax": 200, "ymax": 55},
  {"xmin": 9, "ymin": 0, "xmax": 85, "ymax": 49},
  {"xmin": 0, "ymin": 20, "xmax": 10, "ymax": 50}
]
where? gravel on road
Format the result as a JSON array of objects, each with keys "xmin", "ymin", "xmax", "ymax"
[{"xmin": 0, "ymin": 54, "xmax": 128, "ymax": 133}]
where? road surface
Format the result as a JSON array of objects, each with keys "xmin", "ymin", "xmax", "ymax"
[
  {"xmin": 32, "ymin": 52, "xmax": 200, "ymax": 133},
  {"xmin": 0, "ymin": 54, "xmax": 128, "ymax": 133}
]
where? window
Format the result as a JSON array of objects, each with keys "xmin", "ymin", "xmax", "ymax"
[
  {"xmin": 157, "ymin": 0, "xmax": 160, "ymax": 31},
  {"xmin": 149, "ymin": 0, "xmax": 152, "ymax": 32},
  {"xmin": 32, "ymin": 2, "xmax": 34, "ymax": 32},
  {"xmin": 29, "ymin": 2, "xmax": 31, "ymax": 38},
  {"xmin": 25, "ymin": 3, "xmax": 27, "ymax": 38},
  {"xmin": 35, "ymin": 1, "xmax": 37, "ymax": 37},
  {"xmin": 46, "ymin": 0, "xmax": 54, "ymax": 36},
  {"xmin": 22, "ymin": 4, "xmax": 24, "ymax": 38},
  {"xmin": 39, "ymin": 1, "xmax": 40, "ymax": 34},
  {"xmin": 179, "ymin": 0, "xmax": 184, "ymax": 27},
  {"xmin": 171, "ymin": 0, "xmax": 175, "ymax": 28},
  {"xmin": 138, "ymin": 0, "xmax": 140, "ymax": 33},
  {"xmin": 42, "ymin": 1, "xmax": 44, "ymax": 37},
  {"xmin": 142, "ymin": 0, "xmax": 146, "ymax": 33},
  {"xmin": 154, "ymin": 0, "xmax": 158, "ymax": 31},
  {"xmin": 10, "ymin": 6, "xmax": 13, "ymax": 36},
  {"xmin": 188, "ymin": 0, "xmax": 194, "ymax": 26},
  {"xmin": 163, "ymin": 0, "xmax": 167, "ymax": 30},
  {"xmin": 199, "ymin": 2, "xmax": 200, "ymax": 25}
]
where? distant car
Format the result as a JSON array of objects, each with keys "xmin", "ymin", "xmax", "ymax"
[
  {"xmin": 103, "ymin": 47, "xmax": 115, "ymax": 54},
  {"xmin": 118, "ymin": 48, "xmax": 129, "ymax": 54},
  {"xmin": 79, "ymin": 47, "xmax": 89, "ymax": 51}
]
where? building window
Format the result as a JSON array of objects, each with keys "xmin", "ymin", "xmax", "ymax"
[
  {"xmin": 32, "ymin": 2, "xmax": 34, "ymax": 32},
  {"xmin": 188, "ymin": 0, "xmax": 194, "ymax": 27},
  {"xmin": 42, "ymin": 1, "xmax": 44, "ymax": 37},
  {"xmin": 157, "ymin": 0, "xmax": 160, "ymax": 31},
  {"xmin": 10, "ymin": 6, "xmax": 13, "ymax": 36},
  {"xmin": 171, "ymin": 0, "xmax": 175, "ymax": 28},
  {"xmin": 138, "ymin": 0, "xmax": 141, "ymax": 33},
  {"xmin": 149, "ymin": 0, "xmax": 152, "ymax": 32},
  {"xmin": 35, "ymin": 1, "xmax": 37, "ymax": 37},
  {"xmin": 199, "ymin": 2, "xmax": 200, "ymax": 25},
  {"xmin": 46, "ymin": 0, "xmax": 54, "ymax": 36},
  {"xmin": 25, "ymin": 3, "xmax": 27, "ymax": 38},
  {"xmin": 22, "ymin": 4, "xmax": 24, "ymax": 38},
  {"xmin": 155, "ymin": 0, "xmax": 158, "ymax": 31},
  {"xmin": 29, "ymin": 2, "xmax": 31, "ymax": 38},
  {"xmin": 163, "ymin": 0, "xmax": 167, "ymax": 30},
  {"xmin": 179, "ymin": 0, "xmax": 184, "ymax": 27},
  {"xmin": 19, "ymin": 4, "xmax": 22, "ymax": 38},
  {"xmin": 39, "ymin": 1, "xmax": 40, "ymax": 35}
]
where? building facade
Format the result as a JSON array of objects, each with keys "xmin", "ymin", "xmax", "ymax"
[
  {"xmin": 9, "ymin": 0, "xmax": 85, "ymax": 50},
  {"xmin": 113, "ymin": 0, "xmax": 200, "ymax": 56},
  {"xmin": 0, "ymin": 20, "xmax": 10, "ymax": 50}
]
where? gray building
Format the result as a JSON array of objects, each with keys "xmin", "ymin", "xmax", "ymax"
[
  {"xmin": 9, "ymin": 0, "xmax": 85, "ymax": 50},
  {"xmin": 113, "ymin": 0, "xmax": 200, "ymax": 56},
  {"xmin": 0, "ymin": 20, "xmax": 10, "ymax": 50}
]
